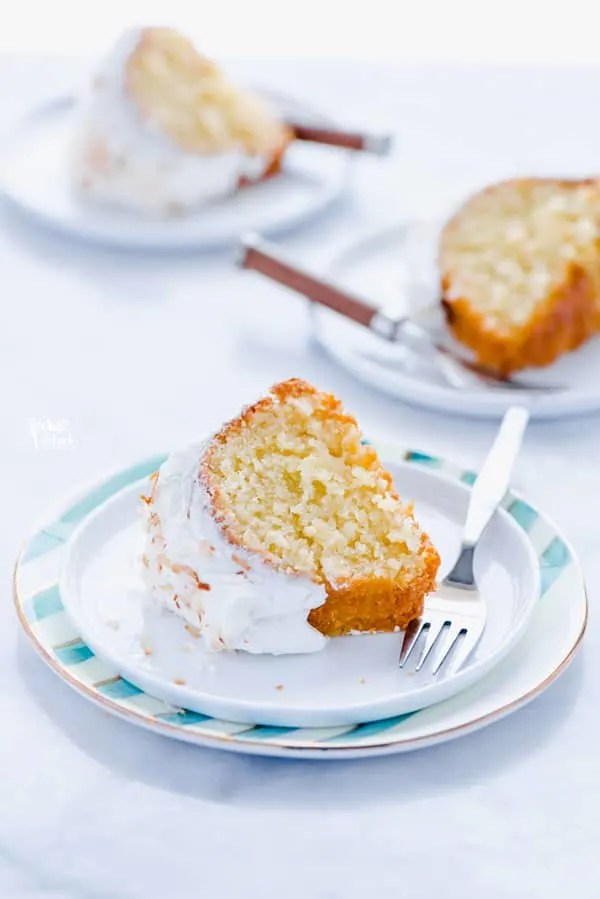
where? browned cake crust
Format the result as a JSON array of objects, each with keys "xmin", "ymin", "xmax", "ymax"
[
  {"xmin": 236, "ymin": 129, "xmax": 294, "ymax": 188},
  {"xmin": 440, "ymin": 178, "xmax": 600, "ymax": 375},
  {"xmin": 202, "ymin": 378, "xmax": 440, "ymax": 635},
  {"xmin": 442, "ymin": 262, "xmax": 599, "ymax": 375},
  {"xmin": 308, "ymin": 534, "xmax": 439, "ymax": 636}
]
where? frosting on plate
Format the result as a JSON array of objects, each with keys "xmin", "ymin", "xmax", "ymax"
[
  {"xmin": 141, "ymin": 443, "xmax": 327, "ymax": 654},
  {"xmin": 71, "ymin": 29, "xmax": 276, "ymax": 216}
]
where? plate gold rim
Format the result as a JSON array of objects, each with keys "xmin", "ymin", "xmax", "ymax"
[{"xmin": 12, "ymin": 449, "xmax": 588, "ymax": 757}]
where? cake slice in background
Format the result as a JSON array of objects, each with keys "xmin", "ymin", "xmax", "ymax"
[
  {"xmin": 71, "ymin": 27, "xmax": 291, "ymax": 217},
  {"xmin": 142, "ymin": 379, "xmax": 439, "ymax": 654},
  {"xmin": 439, "ymin": 178, "xmax": 600, "ymax": 374}
]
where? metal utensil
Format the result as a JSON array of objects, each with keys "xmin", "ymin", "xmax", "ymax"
[
  {"xmin": 286, "ymin": 123, "xmax": 392, "ymax": 154},
  {"xmin": 236, "ymin": 234, "xmax": 564, "ymax": 393},
  {"xmin": 358, "ymin": 336, "xmax": 563, "ymax": 392},
  {"xmin": 399, "ymin": 405, "xmax": 530, "ymax": 675}
]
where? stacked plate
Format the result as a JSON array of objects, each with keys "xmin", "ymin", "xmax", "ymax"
[{"xmin": 14, "ymin": 438, "xmax": 586, "ymax": 760}]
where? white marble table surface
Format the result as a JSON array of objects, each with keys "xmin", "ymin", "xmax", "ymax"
[{"xmin": 2, "ymin": 56, "xmax": 600, "ymax": 898}]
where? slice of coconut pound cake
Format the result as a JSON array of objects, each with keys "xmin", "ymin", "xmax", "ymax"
[
  {"xmin": 72, "ymin": 27, "xmax": 292, "ymax": 216},
  {"xmin": 142, "ymin": 379, "xmax": 440, "ymax": 654},
  {"xmin": 440, "ymin": 178, "xmax": 600, "ymax": 375}
]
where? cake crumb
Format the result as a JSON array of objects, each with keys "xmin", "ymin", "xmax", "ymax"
[
  {"xmin": 143, "ymin": 646, "xmax": 153, "ymax": 656},
  {"xmin": 181, "ymin": 644, "xmax": 196, "ymax": 653},
  {"xmin": 173, "ymin": 677, "xmax": 187, "ymax": 686},
  {"xmin": 359, "ymin": 677, "xmax": 366, "ymax": 684},
  {"xmin": 185, "ymin": 623, "xmax": 201, "ymax": 639},
  {"xmin": 105, "ymin": 619, "xmax": 121, "ymax": 631},
  {"xmin": 275, "ymin": 684, "xmax": 284, "ymax": 691},
  {"xmin": 232, "ymin": 553, "xmax": 251, "ymax": 572}
]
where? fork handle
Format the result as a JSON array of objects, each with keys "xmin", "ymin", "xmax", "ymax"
[
  {"xmin": 237, "ymin": 233, "xmax": 381, "ymax": 328},
  {"xmin": 462, "ymin": 406, "xmax": 530, "ymax": 548},
  {"xmin": 287, "ymin": 124, "xmax": 393, "ymax": 155}
]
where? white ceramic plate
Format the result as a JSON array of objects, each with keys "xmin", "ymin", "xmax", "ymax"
[
  {"xmin": 56, "ymin": 451, "xmax": 539, "ymax": 728},
  {"xmin": 313, "ymin": 221, "xmax": 600, "ymax": 419},
  {"xmin": 0, "ymin": 94, "xmax": 351, "ymax": 251},
  {"xmin": 14, "ymin": 446, "xmax": 585, "ymax": 758}
]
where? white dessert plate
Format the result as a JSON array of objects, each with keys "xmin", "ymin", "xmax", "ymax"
[
  {"xmin": 0, "ymin": 94, "xmax": 351, "ymax": 251},
  {"xmin": 57, "ymin": 464, "xmax": 540, "ymax": 728},
  {"xmin": 313, "ymin": 221, "xmax": 600, "ymax": 419},
  {"xmin": 14, "ymin": 445, "xmax": 585, "ymax": 757},
  {"xmin": 16, "ymin": 445, "xmax": 586, "ymax": 749}
]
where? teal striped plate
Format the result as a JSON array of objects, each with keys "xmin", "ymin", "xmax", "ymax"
[{"xmin": 13, "ymin": 445, "xmax": 587, "ymax": 759}]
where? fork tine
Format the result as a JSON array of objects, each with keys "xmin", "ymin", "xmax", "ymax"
[
  {"xmin": 399, "ymin": 618, "xmax": 423, "ymax": 667},
  {"xmin": 414, "ymin": 620, "xmax": 449, "ymax": 672},
  {"xmin": 439, "ymin": 627, "xmax": 480, "ymax": 676},
  {"xmin": 432, "ymin": 623, "xmax": 469, "ymax": 675}
]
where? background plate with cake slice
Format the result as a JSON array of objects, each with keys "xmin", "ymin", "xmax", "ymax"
[
  {"xmin": 13, "ymin": 381, "xmax": 586, "ymax": 756},
  {"xmin": 0, "ymin": 27, "xmax": 385, "ymax": 250},
  {"xmin": 241, "ymin": 178, "xmax": 600, "ymax": 419}
]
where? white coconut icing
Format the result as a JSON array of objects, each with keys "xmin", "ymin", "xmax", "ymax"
[
  {"xmin": 141, "ymin": 443, "xmax": 328, "ymax": 655},
  {"xmin": 71, "ymin": 29, "xmax": 275, "ymax": 217}
]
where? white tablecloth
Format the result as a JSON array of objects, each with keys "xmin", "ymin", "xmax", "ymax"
[{"xmin": 1, "ymin": 57, "xmax": 599, "ymax": 898}]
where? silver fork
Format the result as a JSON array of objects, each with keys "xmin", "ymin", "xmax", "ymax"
[
  {"xmin": 237, "ymin": 233, "xmax": 564, "ymax": 393},
  {"xmin": 399, "ymin": 404, "xmax": 530, "ymax": 675}
]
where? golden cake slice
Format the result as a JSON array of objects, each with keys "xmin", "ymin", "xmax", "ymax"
[
  {"xmin": 439, "ymin": 178, "xmax": 600, "ymax": 374},
  {"xmin": 72, "ymin": 27, "xmax": 292, "ymax": 216},
  {"xmin": 142, "ymin": 379, "xmax": 440, "ymax": 654}
]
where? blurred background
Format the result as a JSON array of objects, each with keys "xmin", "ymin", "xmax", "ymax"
[{"xmin": 3, "ymin": 0, "xmax": 598, "ymax": 64}]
